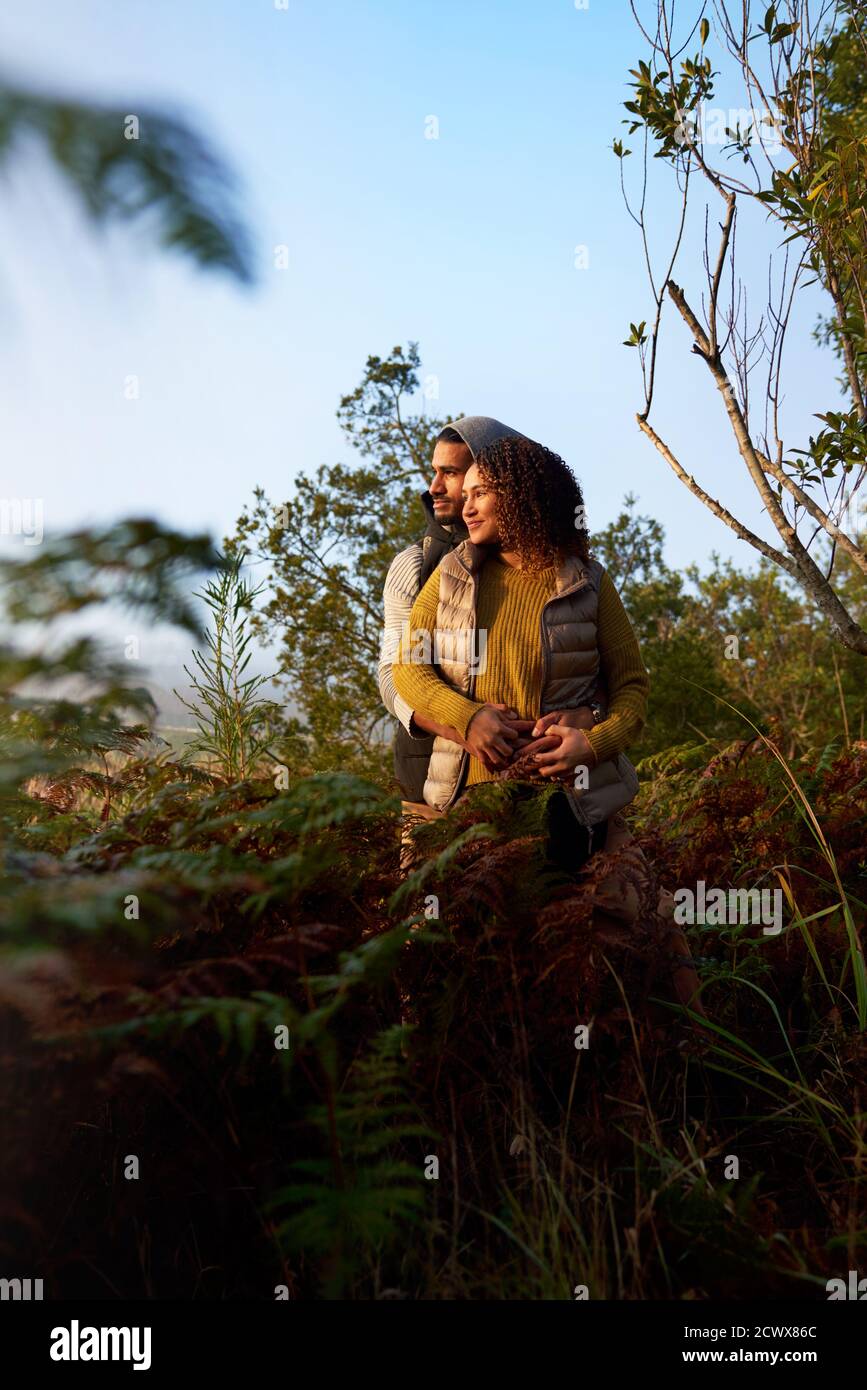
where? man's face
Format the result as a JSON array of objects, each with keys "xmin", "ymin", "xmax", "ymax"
[{"xmin": 429, "ymin": 441, "xmax": 473, "ymax": 522}]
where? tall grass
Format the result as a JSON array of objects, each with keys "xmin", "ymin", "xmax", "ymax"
[{"xmin": 2, "ymin": 524, "xmax": 866, "ymax": 1298}]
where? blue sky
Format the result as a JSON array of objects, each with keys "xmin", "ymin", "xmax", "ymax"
[{"xmin": 0, "ymin": 0, "xmax": 844, "ymax": 606}]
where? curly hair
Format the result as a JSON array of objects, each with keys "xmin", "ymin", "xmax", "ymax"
[{"xmin": 472, "ymin": 435, "xmax": 591, "ymax": 571}]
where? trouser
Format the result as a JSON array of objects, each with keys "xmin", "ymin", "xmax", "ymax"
[{"xmin": 544, "ymin": 787, "xmax": 608, "ymax": 874}]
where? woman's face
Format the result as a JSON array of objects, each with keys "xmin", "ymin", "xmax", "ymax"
[{"xmin": 462, "ymin": 463, "xmax": 501, "ymax": 545}]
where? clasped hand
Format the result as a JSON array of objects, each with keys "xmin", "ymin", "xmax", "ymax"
[{"xmin": 463, "ymin": 704, "xmax": 598, "ymax": 777}]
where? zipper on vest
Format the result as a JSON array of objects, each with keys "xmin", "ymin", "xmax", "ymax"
[{"xmin": 441, "ymin": 568, "xmax": 478, "ymax": 810}]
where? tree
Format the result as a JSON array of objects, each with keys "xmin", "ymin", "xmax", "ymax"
[
  {"xmin": 684, "ymin": 547, "xmax": 867, "ymax": 755},
  {"xmin": 814, "ymin": 15, "xmax": 867, "ymax": 389},
  {"xmin": 0, "ymin": 520, "xmax": 221, "ymax": 826},
  {"xmin": 618, "ymin": 0, "xmax": 867, "ymax": 653},
  {"xmin": 0, "ymin": 78, "xmax": 252, "ymax": 280},
  {"xmin": 228, "ymin": 340, "xmax": 867, "ymax": 781},
  {"xmin": 594, "ymin": 496, "xmax": 745, "ymax": 755},
  {"xmin": 227, "ymin": 345, "xmax": 448, "ymax": 778},
  {"xmin": 594, "ymin": 496, "xmax": 867, "ymax": 758}
]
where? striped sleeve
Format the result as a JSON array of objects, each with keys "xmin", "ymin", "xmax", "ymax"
[{"xmin": 378, "ymin": 542, "xmax": 425, "ymax": 733}]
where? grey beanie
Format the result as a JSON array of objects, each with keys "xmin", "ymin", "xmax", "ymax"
[{"xmin": 443, "ymin": 415, "xmax": 527, "ymax": 458}]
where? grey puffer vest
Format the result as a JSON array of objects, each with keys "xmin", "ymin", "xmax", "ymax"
[{"xmin": 422, "ymin": 542, "xmax": 640, "ymax": 826}]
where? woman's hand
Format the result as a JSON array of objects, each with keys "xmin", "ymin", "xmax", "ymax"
[
  {"xmin": 530, "ymin": 706, "xmax": 595, "ymax": 738},
  {"xmin": 519, "ymin": 706, "xmax": 596, "ymax": 766},
  {"xmin": 531, "ymin": 724, "xmax": 598, "ymax": 779},
  {"xmin": 465, "ymin": 704, "xmax": 533, "ymax": 770}
]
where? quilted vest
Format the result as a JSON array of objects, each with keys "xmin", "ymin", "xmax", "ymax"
[
  {"xmin": 422, "ymin": 541, "xmax": 640, "ymax": 826},
  {"xmin": 392, "ymin": 491, "xmax": 469, "ymax": 802}
]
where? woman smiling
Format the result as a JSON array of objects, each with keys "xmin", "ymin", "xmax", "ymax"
[{"xmin": 392, "ymin": 434, "xmax": 650, "ymax": 870}]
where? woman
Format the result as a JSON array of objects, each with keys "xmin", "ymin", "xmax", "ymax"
[{"xmin": 392, "ymin": 435, "xmax": 650, "ymax": 873}]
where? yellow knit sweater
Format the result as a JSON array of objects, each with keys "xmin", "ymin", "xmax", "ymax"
[{"xmin": 392, "ymin": 553, "xmax": 649, "ymax": 787}]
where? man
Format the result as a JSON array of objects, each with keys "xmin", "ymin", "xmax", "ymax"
[
  {"xmin": 379, "ymin": 416, "xmax": 517, "ymax": 803},
  {"xmin": 378, "ymin": 415, "xmax": 598, "ymax": 806}
]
